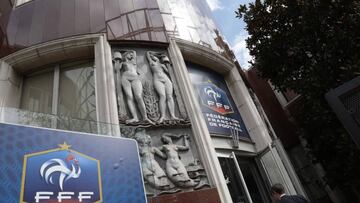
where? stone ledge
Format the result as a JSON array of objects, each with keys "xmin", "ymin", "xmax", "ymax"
[
  {"xmin": 1, "ymin": 34, "xmax": 103, "ymax": 73},
  {"xmin": 147, "ymin": 188, "xmax": 221, "ymax": 203},
  {"xmin": 175, "ymin": 38, "xmax": 234, "ymax": 74}
]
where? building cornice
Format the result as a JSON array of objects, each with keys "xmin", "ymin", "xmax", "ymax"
[
  {"xmin": 1, "ymin": 34, "xmax": 103, "ymax": 73},
  {"xmin": 174, "ymin": 38, "xmax": 234, "ymax": 74}
]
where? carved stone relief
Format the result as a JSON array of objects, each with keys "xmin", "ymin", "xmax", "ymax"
[
  {"xmin": 146, "ymin": 51, "xmax": 180, "ymax": 123},
  {"xmin": 159, "ymin": 133, "xmax": 199, "ymax": 187},
  {"xmin": 121, "ymin": 127, "xmax": 210, "ymax": 196},
  {"xmin": 113, "ymin": 50, "xmax": 154, "ymax": 124},
  {"xmin": 112, "ymin": 48, "xmax": 188, "ymax": 127},
  {"xmin": 134, "ymin": 129, "xmax": 173, "ymax": 191},
  {"xmin": 112, "ymin": 47, "xmax": 207, "ymax": 196}
]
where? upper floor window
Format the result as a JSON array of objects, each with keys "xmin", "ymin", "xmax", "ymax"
[
  {"xmin": 20, "ymin": 61, "xmax": 96, "ymax": 131},
  {"xmin": 58, "ymin": 61, "xmax": 96, "ymax": 121},
  {"xmin": 21, "ymin": 70, "xmax": 54, "ymax": 114}
]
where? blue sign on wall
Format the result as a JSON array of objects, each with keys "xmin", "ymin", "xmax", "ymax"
[
  {"xmin": 0, "ymin": 123, "xmax": 146, "ymax": 203},
  {"xmin": 197, "ymin": 82, "xmax": 235, "ymax": 115},
  {"xmin": 187, "ymin": 62, "xmax": 250, "ymax": 139}
]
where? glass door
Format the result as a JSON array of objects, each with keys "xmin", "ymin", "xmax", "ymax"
[
  {"xmin": 236, "ymin": 157, "xmax": 270, "ymax": 203},
  {"xmin": 219, "ymin": 156, "xmax": 249, "ymax": 203},
  {"xmin": 218, "ymin": 152, "xmax": 271, "ymax": 203},
  {"xmin": 256, "ymin": 144, "xmax": 297, "ymax": 195}
]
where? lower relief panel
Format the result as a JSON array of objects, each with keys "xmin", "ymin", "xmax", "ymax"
[{"xmin": 121, "ymin": 126, "xmax": 210, "ymax": 197}]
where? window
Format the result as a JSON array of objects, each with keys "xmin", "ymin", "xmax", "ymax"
[
  {"xmin": 21, "ymin": 70, "xmax": 54, "ymax": 114},
  {"xmin": 58, "ymin": 62, "xmax": 96, "ymax": 121},
  {"xmin": 20, "ymin": 61, "xmax": 96, "ymax": 132}
]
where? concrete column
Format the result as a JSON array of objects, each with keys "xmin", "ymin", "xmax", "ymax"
[
  {"xmin": 0, "ymin": 61, "xmax": 22, "ymax": 108},
  {"xmin": 94, "ymin": 34, "xmax": 120, "ymax": 136},
  {"xmin": 168, "ymin": 39, "xmax": 233, "ymax": 203},
  {"xmin": 102, "ymin": 35, "xmax": 121, "ymax": 136},
  {"xmin": 225, "ymin": 68, "xmax": 272, "ymax": 151}
]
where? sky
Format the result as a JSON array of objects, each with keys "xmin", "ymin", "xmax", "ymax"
[{"xmin": 206, "ymin": 0, "xmax": 253, "ymax": 70}]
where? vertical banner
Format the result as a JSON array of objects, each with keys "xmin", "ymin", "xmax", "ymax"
[
  {"xmin": 0, "ymin": 123, "xmax": 146, "ymax": 203},
  {"xmin": 187, "ymin": 63, "xmax": 250, "ymax": 139}
]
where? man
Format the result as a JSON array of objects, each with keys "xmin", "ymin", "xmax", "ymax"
[{"xmin": 271, "ymin": 183, "xmax": 310, "ymax": 203}]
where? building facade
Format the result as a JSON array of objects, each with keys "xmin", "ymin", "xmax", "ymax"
[
  {"xmin": 245, "ymin": 68, "xmax": 335, "ymax": 203},
  {"xmin": 0, "ymin": 0, "xmax": 306, "ymax": 202}
]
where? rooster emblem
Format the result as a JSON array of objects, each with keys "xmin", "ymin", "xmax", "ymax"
[
  {"xmin": 204, "ymin": 87, "xmax": 221, "ymax": 102},
  {"xmin": 40, "ymin": 154, "xmax": 81, "ymax": 190}
]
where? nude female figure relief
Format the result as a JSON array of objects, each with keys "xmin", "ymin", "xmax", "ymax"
[
  {"xmin": 113, "ymin": 51, "xmax": 154, "ymax": 124},
  {"xmin": 159, "ymin": 133, "xmax": 199, "ymax": 188},
  {"xmin": 146, "ymin": 51, "xmax": 180, "ymax": 123}
]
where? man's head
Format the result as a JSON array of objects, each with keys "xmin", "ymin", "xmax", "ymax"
[{"xmin": 271, "ymin": 183, "xmax": 285, "ymax": 201}]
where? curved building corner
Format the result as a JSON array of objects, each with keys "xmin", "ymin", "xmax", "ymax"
[{"xmin": 0, "ymin": 0, "xmax": 306, "ymax": 202}]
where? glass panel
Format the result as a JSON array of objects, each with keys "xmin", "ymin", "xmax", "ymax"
[
  {"xmin": 107, "ymin": 17, "xmax": 124, "ymax": 38},
  {"xmin": 133, "ymin": 0, "xmax": 146, "ymax": 10},
  {"xmin": 89, "ymin": 0, "xmax": 106, "ymax": 33},
  {"xmin": 103, "ymin": 0, "xmax": 120, "ymax": 21},
  {"xmin": 154, "ymin": 31, "xmax": 167, "ymax": 42},
  {"xmin": 28, "ymin": 0, "xmax": 46, "ymax": 45},
  {"xmin": 58, "ymin": 0, "xmax": 75, "ymax": 38},
  {"xmin": 237, "ymin": 159, "xmax": 268, "ymax": 203},
  {"xmin": 58, "ymin": 62, "xmax": 96, "ymax": 121},
  {"xmin": 135, "ymin": 10, "xmax": 146, "ymax": 30},
  {"xmin": 148, "ymin": 9, "xmax": 163, "ymax": 27},
  {"xmin": 20, "ymin": 71, "xmax": 54, "ymax": 114},
  {"xmin": 139, "ymin": 32, "xmax": 149, "ymax": 41},
  {"xmin": 74, "ymin": 0, "xmax": 90, "ymax": 35},
  {"xmin": 119, "ymin": 0, "xmax": 134, "ymax": 14},
  {"xmin": 146, "ymin": 0, "xmax": 158, "ymax": 8},
  {"xmin": 43, "ymin": 0, "xmax": 61, "ymax": 42},
  {"xmin": 258, "ymin": 148, "xmax": 296, "ymax": 195},
  {"xmin": 127, "ymin": 12, "xmax": 139, "ymax": 31},
  {"xmin": 161, "ymin": 14, "xmax": 176, "ymax": 33},
  {"xmin": 158, "ymin": 0, "xmax": 225, "ymax": 53},
  {"xmin": 15, "ymin": 2, "xmax": 34, "ymax": 47},
  {"xmin": 260, "ymin": 151, "xmax": 285, "ymax": 185},
  {"xmin": 219, "ymin": 157, "xmax": 248, "ymax": 203},
  {"xmin": 157, "ymin": 0, "xmax": 171, "ymax": 13},
  {"xmin": 6, "ymin": 11, "xmax": 19, "ymax": 46}
]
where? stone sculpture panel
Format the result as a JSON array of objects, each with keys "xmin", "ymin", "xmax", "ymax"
[
  {"xmin": 112, "ymin": 47, "xmax": 188, "ymax": 127},
  {"xmin": 112, "ymin": 46, "xmax": 209, "ymax": 196},
  {"xmin": 121, "ymin": 127, "xmax": 210, "ymax": 196}
]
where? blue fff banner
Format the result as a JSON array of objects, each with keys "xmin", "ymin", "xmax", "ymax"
[
  {"xmin": 0, "ymin": 123, "xmax": 146, "ymax": 203},
  {"xmin": 187, "ymin": 62, "xmax": 250, "ymax": 139}
]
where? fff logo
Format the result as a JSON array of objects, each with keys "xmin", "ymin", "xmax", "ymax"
[
  {"xmin": 20, "ymin": 142, "xmax": 102, "ymax": 203},
  {"xmin": 198, "ymin": 83, "xmax": 234, "ymax": 115}
]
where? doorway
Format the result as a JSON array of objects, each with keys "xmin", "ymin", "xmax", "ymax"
[{"xmin": 218, "ymin": 154, "xmax": 271, "ymax": 203}]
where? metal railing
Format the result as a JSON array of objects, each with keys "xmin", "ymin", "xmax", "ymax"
[{"xmin": 0, "ymin": 107, "xmax": 138, "ymax": 137}]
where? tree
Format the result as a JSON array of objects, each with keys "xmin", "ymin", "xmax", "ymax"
[{"xmin": 236, "ymin": 0, "xmax": 360, "ymax": 200}]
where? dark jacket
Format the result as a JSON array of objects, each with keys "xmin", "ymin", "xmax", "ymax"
[{"xmin": 277, "ymin": 195, "xmax": 310, "ymax": 203}]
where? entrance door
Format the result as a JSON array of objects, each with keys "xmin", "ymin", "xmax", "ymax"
[
  {"xmin": 256, "ymin": 143, "xmax": 297, "ymax": 195},
  {"xmin": 218, "ymin": 153, "xmax": 271, "ymax": 203}
]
